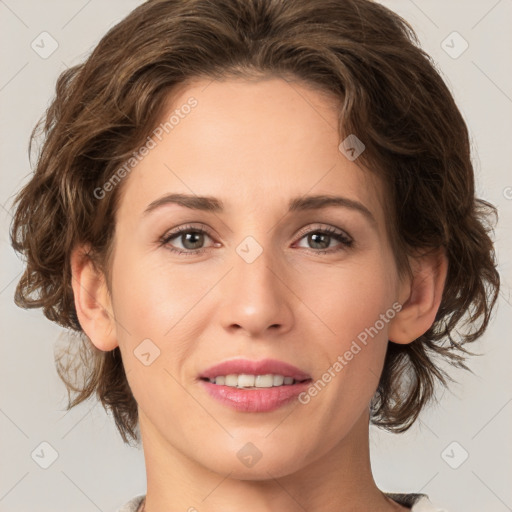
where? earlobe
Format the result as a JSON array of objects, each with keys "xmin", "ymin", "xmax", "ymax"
[
  {"xmin": 70, "ymin": 244, "xmax": 118, "ymax": 351},
  {"xmin": 388, "ymin": 248, "xmax": 448, "ymax": 345}
]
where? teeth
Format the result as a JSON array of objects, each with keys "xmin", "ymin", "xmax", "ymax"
[
  {"xmin": 273, "ymin": 375, "xmax": 284, "ymax": 386},
  {"xmin": 238, "ymin": 374, "xmax": 255, "ymax": 387},
  {"xmin": 225, "ymin": 374, "xmax": 238, "ymax": 387},
  {"xmin": 255, "ymin": 375, "xmax": 273, "ymax": 387},
  {"xmin": 209, "ymin": 374, "xmax": 299, "ymax": 388}
]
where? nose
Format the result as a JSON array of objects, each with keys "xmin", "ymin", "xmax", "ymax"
[{"xmin": 218, "ymin": 242, "xmax": 294, "ymax": 338}]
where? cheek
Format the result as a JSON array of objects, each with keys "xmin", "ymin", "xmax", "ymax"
[
  {"xmin": 111, "ymin": 242, "xmax": 200, "ymax": 336},
  {"xmin": 278, "ymin": 264, "xmax": 394, "ymax": 462},
  {"xmin": 305, "ymin": 254, "xmax": 396, "ymax": 396},
  {"xmin": 111, "ymin": 255, "xmax": 198, "ymax": 421},
  {"xmin": 110, "ymin": 244, "xmax": 219, "ymax": 387},
  {"xmin": 307, "ymin": 256, "xmax": 396, "ymax": 343}
]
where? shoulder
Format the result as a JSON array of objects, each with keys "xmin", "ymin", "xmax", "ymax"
[
  {"xmin": 386, "ymin": 492, "xmax": 450, "ymax": 511},
  {"xmin": 116, "ymin": 494, "xmax": 145, "ymax": 512}
]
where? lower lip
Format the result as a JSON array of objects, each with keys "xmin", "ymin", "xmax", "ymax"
[{"xmin": 200, "ymin": 379, "xmax": 312, "ymax": 412}]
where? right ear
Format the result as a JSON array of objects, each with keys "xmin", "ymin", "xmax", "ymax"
[{"xmin": 70, "ymin": 244, "xmax": 118, "ymax": 351}]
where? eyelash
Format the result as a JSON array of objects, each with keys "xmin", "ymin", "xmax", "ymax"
[{"xmin": 159, "ymin": 223, "xmax": 354, "ymax": 257}]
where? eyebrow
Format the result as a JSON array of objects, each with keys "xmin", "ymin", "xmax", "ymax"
[{"xmin": 143, "ymin": 192, "xmax": 376, "ymax": 226}]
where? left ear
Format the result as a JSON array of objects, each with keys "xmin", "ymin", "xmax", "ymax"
[{"xmin": 388, "ymin": 247, "xmax": 448, "ymax": 344}]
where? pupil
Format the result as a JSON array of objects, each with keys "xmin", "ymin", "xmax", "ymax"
[
  {"xmin": 183, "ymin": 232, "xmax": 203, "ymax": 249},
  {"xmin": 309, "ymin": 233, "xmax": 328, "ymax": 249}
]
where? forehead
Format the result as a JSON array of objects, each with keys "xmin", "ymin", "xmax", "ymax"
[{"xmin": 116, "ymin": 77, "xmax": 385, "ymax": 225}]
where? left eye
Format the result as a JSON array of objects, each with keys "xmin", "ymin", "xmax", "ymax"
[
  {"xmin": 294, "ymin": 227, "xmax": 353, "ymax": 253},
  {"xmin": 160, "ymin": 224, "xmax": 353, "ymax": 255},
  {"xmin": 162, "ymin": 228, "xmax": 214, "ymax": 253}
]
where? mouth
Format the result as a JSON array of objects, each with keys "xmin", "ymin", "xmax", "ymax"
[
  {"xmin": 200, "ymin": 374, "xmax": 311, "ymax": 389},
  {"xmin": 199, "ymin": 357, "xmax": 311, "ymax": 384},
  {"xmin": 198, "ymin": 358, "xmax": 312, "ymax": 412}
]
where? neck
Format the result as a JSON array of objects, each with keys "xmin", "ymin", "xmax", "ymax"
[{"xmin": 138, "ymin": 408, "xmax": 405, "ymax": 512}]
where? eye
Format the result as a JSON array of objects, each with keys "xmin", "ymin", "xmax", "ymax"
[
  {"xmin": 159, "ymin": 224, "xmax": 217, "ymax": 256},
  {"xmin": 159, "ymin": 223, "xmax": 354, "ymax": 256},
  {"xmin": 294, "ymin": 225, "xmax": 354, "ymax": 254}
]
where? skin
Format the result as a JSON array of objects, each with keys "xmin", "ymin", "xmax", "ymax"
[{"xmin": 71, "ymin": 76, "xmax": 447, "ymax": 512}]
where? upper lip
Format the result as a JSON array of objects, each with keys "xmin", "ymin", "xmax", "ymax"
[{"xmin": 199, "ymin": 358, "xmax": 311, "ymax": 381}]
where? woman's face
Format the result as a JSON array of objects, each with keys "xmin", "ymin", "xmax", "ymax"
[{"xmin": 107, "ymin": 77, "xmax": 404, "ymax": 478}]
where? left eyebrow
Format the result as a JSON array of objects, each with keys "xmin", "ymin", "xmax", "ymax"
[
  {"xmin": 288, "ymin": 194, "xmax": 376, "ymax": 227},
  {"xmin": 142, "ymin": 192, "xmax": 377, "ymax": 227}
]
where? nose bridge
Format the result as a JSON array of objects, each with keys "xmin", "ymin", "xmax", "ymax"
[
  {"xmin": 233, "ymin": 232, "xmax": 284, "ymax": 301},
  {"xmin": 229, "ymin": 204, "xmax": 282, "ymax": 281},
  {"xmin": 218, "ymin": 229, "xmax": 293, "ymax": 334}
]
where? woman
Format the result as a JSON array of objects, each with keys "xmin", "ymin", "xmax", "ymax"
[{"xmin": 10, "ymin": 0, "xmax": 499, "ymax": 510}]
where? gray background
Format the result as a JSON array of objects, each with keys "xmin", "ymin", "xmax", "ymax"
[{"xmin": 1, "ymin": 1, "xmax": 511, "ymax": 511}]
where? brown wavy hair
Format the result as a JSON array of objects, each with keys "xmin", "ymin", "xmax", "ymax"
[{"xmin": 9, "ymin": 0, "xmax": 500, "ymax": 445}]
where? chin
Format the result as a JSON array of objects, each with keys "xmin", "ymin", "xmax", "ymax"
[{"xmin": 198, "ymin": 444, "xmax": 308, "ymax": 481}]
